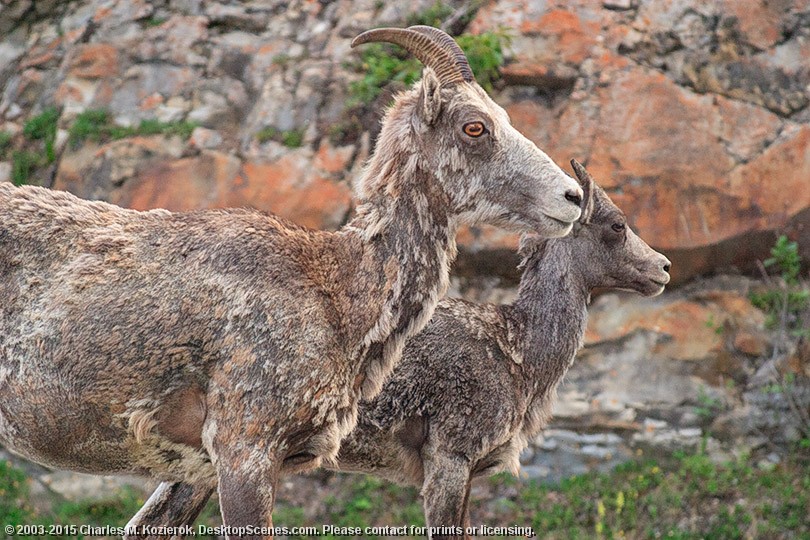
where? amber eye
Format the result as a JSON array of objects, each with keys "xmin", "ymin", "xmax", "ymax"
[
  {"xmin": 463, "ymin": 121, "xmax": 486, "ymax": 137},
  {"xmin": 612, "ymin": 223, "xmax": 626, "ymax": 233}
]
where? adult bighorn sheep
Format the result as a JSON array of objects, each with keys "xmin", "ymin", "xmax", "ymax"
[
  {"xmin": 326, "ymin": 161, "xmax": 671, "ymax": 538},
  {"xmin": 0, "ymin": 26, "xmax": 582, "ymax": 538}
]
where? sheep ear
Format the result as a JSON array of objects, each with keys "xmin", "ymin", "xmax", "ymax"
[
  {"xmin": 418, "ymin": 68, "xmax": 442, "ymax": 125},
  {"xmin": 570, "ymin": 159, "xmax": 595, "ymax": 225}
]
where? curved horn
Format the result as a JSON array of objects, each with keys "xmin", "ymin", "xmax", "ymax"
[
  {"xmin": 351, "ymin": 26, "xmax": 474, "ymax": 85},
  {"xmin": 408, "ymin": 25, "xmax": 474, "ymax": 82}
]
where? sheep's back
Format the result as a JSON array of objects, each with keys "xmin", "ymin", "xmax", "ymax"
[{"xmin": 0, "ymin": 183, "xmax": 345, "ymax": 398}]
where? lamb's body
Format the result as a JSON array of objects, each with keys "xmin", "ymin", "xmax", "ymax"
[
  {"xmin": 328, "ymin": 166, "xmax": 672, "ymax": 537},
  {"xmin": 332, "ymin": 252, "xmax": 585, "ymax": 487}
]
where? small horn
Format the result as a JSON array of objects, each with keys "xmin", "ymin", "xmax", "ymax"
[
  {"xmin": 570, "ymin": 159, "xmax": 595, "ymax": 224},
  {"xmin": 570, "ymin": 159, "xmax": 592, "ymax": 185},
  {"xmin": 351, "ymin": 26, "xmax": 473, "ymax": 85}
]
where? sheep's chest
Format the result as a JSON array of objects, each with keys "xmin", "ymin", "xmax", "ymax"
[{"xmin": 125, "ymin": 430, "xmax": 215, "ymax": 486}]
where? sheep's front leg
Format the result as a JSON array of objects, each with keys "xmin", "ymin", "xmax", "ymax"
[
  {"xmin": 124, "ymin": 482, "xmax": 214, "ymax": 540},
  {"xmin": 421, "ymin": 452, "xmax": 473, "ymax": 540},
  {"xmin": 207, "ymin": 425, "xmax": 280, "ymax": 540},
  {"xmin": 217, "ymin": 456, "xmax": 278, "ymax": 539}
]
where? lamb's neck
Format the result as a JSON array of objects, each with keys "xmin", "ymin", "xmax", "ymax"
[
  {"xmin": 346, "ymin": 163, "xmax": 458, "ymax": 400},
  {"xmin": 507, "ymin": 240, "xmax": 590, "ymax": 399}
]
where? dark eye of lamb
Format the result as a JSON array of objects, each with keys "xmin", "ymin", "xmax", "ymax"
[{"xmin": 612, "ymin": 223, "xmax": 625, "ymax": 232}]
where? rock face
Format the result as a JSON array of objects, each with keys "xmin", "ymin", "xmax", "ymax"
[
  {"xmin": 0, "ymin": 0, "xmax": 808, "ymax": 483},
  {"xmin": 1, "ymin": 0, "xmax": 808, "ymax": 283},
  {"xmin": 471, "ymin": 0, "xmax": 810, "ymax": 282}
]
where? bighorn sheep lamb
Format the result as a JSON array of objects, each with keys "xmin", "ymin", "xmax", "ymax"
[
  {"xmin": 328, "ymin": 161, "xmax": 672, "ymax": 538},
  {"xmin": 0, "ymin": 26, "xmax": 583, "ymax": 538}
]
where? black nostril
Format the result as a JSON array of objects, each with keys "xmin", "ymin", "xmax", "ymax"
[
  {"xmin": 565, "ymin": 190, "xmax": 582, "ymax": 206},
  {"xmin": 663, "ymin": 263, "xmax": 671, "ymax": 272}
]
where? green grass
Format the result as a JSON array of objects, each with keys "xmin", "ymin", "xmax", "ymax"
[
  {"xmin": 348, "ymin": 43, "xmax": 422, "ymax": 105},
  {"xmin": 406, "ymin": 1, "xmax": 454, "ymax": 27},
  {"xmin": 405, "ymin": 1, "xmax": 482, "ymax": 30},
  {"xmin": 143, "ymin": 16, "xmax": 166, "ymax": 27},
  {"xmin": 53, "ymin": 486, "xmax": 144, "ymax": 527},
  {"xmin": 695, "ymin": 385, "xmax": 723, "ymax": 421},
  {"xmin": 11, "ymin": 150, "xmax": 46, "ymax": 186},
  {"xmin": 255, "ymin": 126, "xmax": 305, "ymax": 148},
  {"xmin": 0, "ymin": 131, "xmax": 12, "ymax": 158},
  {"xmin": 271, "ymin": 53, "xmax": 291, "ymax": 67},
  {"xmin": 68, "ymin": 109, "xmax": 196, "ymax": 148},
  {"xmin": 485, "ymin": 449, "xmax": 810, "ymax": 539},
  {"xmin": 3, "ymin": 447, "xmax": 808, "ymax": 539},
  {"xmin": 10, "ymin": 107, "xmax": 60, "ymax": 185},
  {"xmin": 23, "ymin": 107, "xmax": 59, "ymax": 163},
  {"xmin": 0, "ymin": 460, "xmax": 39, "ymax": 526},
  {"xmin": 0, "ymin": 460, "xmax": 223, "ymax": 539},
  {"xmin": 455, "ymin": 31, "xmax": 507, "ymax": 92},
  {"xmin": 750, "ymin": 235, "xmax": 809, "ymax": 334},
  {"xmin": 322, "ymin": 476, "xmax": 424, "ymax": 536}
]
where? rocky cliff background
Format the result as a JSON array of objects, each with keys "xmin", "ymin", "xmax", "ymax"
[{"xmin": 1, "ymin": 0, "xmax": 809, "ymax": 517}]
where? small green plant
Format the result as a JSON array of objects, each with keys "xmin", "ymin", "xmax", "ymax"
[
  {"xmin": 750, "ymin": 235, "xmax": 809, "ymax": 333},
  {"xmin": 144, "ymin": 16, "xmax": 167, "ymax": 27},
  {"xmin": 271, "ymin": 53, "xmax": 291, "ymax": 67},
  {"xmin": 11, "ymin": 150, "xmax": 45, "ymax": 186},
  {"xmin": 23, "ymin": 107, "xmax": 59, "ymax": 163},
  {"xmin": 68, "ymin": 109, "xmax": 196, "ymax": 148},
  {"xmin": 761, "ymin": 372, "xmax": 798, "ymax": 396},
  {"xmin": 704, "ymin": 314, "xmax": 724, "ymax": 335},
  {"xmin": 695, "ymin": 385, "xmax": 723, "ymax": 420},
  {"xmin": 68, "ymin": 109, "xmax": 110, "ymax": 146},
  {"xmin": 9, "ymin": 107, "xmax": 61, "ymax": 184},
  {"xmin": 406, "ymin": 1, "xmax": 454, "ymax": 27},
  {"xmin": 135, "ymin": 118, "xmax": 196, "ymax": 139},
  {"xmin": 455, "ymin": 30, "xmax": 508, "ymax": 91},
  {"xmin": 255, "ymin": 126, "xmax": 279, "ymax": 143},
  {"xmin": 749, "ymin": 236, "xmax": 810, "ymax": 440},
  {"xmin": 348, "ymin": 44, "xmax": 422, "ymax": 105},
  {"xmin": 0, "ymin": 131, "xmax": 12, "ymax": 157},
  {"xmin": 766, "ymin": 235, "xmax": 803, "ymax": 283},
  {"xmin": 255, "ymin": 126, "xmax": 305, "ymax": 148},
  {"xmin": 281, "ymin": 128, "xmax": 304, "ymax": 148}
]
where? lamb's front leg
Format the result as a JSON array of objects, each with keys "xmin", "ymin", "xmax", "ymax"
[
  {"xmin": 421, "ymin": 452, "xmax": 473, "ymax": 540},
  {"xmin": 124, "ymin": 482, "xmax": 214, "ymax": 540}
]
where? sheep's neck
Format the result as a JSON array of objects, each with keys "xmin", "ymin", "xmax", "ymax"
[
  {"xmin": 507, "ymin": 240, "xmax": 589, "ymax": 400},
  {"xmin": 347, "ymin": 162, "xmax": 457, "ymax": 400}
]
